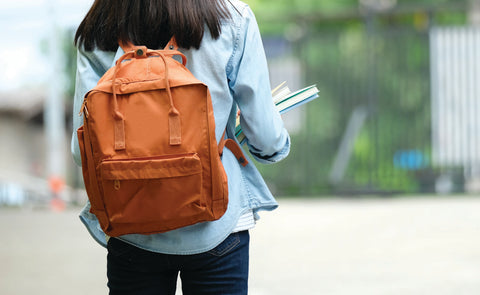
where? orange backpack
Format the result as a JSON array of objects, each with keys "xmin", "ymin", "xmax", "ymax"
[{"xmin": 77, "ymin": 40, "xmax": 247, "ymax": 237}]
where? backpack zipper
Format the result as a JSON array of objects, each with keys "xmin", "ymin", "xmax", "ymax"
[{"xmin": 114, "ymin": 180, "xmax": 121, "ymax": 190}]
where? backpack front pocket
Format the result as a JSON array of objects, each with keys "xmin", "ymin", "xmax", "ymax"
[{"xmin": 99, "ymin": 153, "xmax": 206, "ymax": 235}]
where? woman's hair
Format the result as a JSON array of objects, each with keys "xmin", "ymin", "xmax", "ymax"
[{"xmin": 75, "ymin": 0, "xmax": 231, "ymax": 51}]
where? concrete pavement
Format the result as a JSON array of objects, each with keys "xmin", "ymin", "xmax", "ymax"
[{"xmin": 1, "ymin": 196, "xmax": 480, "ymax": 294}]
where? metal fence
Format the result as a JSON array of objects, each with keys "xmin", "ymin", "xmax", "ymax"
[{"xmin": 260, "ymin": 10, "xmax": 478, "ymax": 196}]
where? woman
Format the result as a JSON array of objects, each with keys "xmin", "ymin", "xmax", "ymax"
[{"xmin": 72, "ymin": 0, "xmax": 290, "ymax": 294}]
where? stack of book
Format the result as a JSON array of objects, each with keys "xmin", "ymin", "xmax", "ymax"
[{"xmin": 235, "ymin": 82, "xmax": 319, "ymax": 144}]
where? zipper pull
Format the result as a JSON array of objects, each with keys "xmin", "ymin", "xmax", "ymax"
[
  {"xmin": 79, "ymin": 100, "xmax": 89, "ymax": 118},
  {"xmin": 114, "ymin": 180, "xmax": 121, "ymax": 190}
]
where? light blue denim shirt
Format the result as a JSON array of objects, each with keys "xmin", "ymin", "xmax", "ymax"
[{"xmin": 71, "ymin": 0, "xmax": 290, "ymax": 255}]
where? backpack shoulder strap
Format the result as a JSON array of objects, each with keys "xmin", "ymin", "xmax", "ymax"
[
  {"xmin": 218, "ymin": 131, "xmax": 248, "ymax": 167},
  {"xmin": 163, "ymin": 37, "xmax": 179, "ymax": 50}
]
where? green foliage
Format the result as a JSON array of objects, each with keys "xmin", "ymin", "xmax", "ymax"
[
  {"xmin": 248, "ymin": 0, "xmax": 357, "ymax": 15},
  {"xmin": 252, "ymin": 0, "xmax": 469, "ymax": 195}
]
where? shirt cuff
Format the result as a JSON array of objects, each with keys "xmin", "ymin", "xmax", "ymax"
[{"xmin": 248, "ymin": 133, "xmax": 290, "ymax": 164}]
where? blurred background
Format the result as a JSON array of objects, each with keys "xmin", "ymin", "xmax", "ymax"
[
  {"xmin": 2, "ymin": 0, "xmax": 480, "ymax": 202},
  {"xmin": 1, "ymin": 0, "xmax": 480, "ymax": 294}
]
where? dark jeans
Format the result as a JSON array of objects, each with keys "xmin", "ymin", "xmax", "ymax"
[{"xmin": 107, "ymin": 231, "xmax": 250, "ymax": 295}]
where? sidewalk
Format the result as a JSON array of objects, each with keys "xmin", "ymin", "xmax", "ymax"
[{"xmin": 1, "ymin": 196, "xmax": 480, "ymax": 294}]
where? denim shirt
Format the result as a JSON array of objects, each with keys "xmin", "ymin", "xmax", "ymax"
[{"xmin": 71, "ymin": 0, "xmax": 290, "ymax": 255}]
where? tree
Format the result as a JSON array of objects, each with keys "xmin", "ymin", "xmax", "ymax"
[{"xmin": 251, "ymin": 0, "xmax": 469, "ymax": 195}]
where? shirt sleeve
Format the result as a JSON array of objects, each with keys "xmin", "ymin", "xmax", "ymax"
[
  {"xmin": 71, "ymin": 48, "xmax": 115, "ymax": 166},
  {"xmin": 227, "ymin": 6, "xmax": 290, "ymax": 164}
]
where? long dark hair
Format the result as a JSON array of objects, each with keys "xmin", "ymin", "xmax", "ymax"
[{"xmin": 75, "ymin": 0, "xmax": 231, "ymax": 51}]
